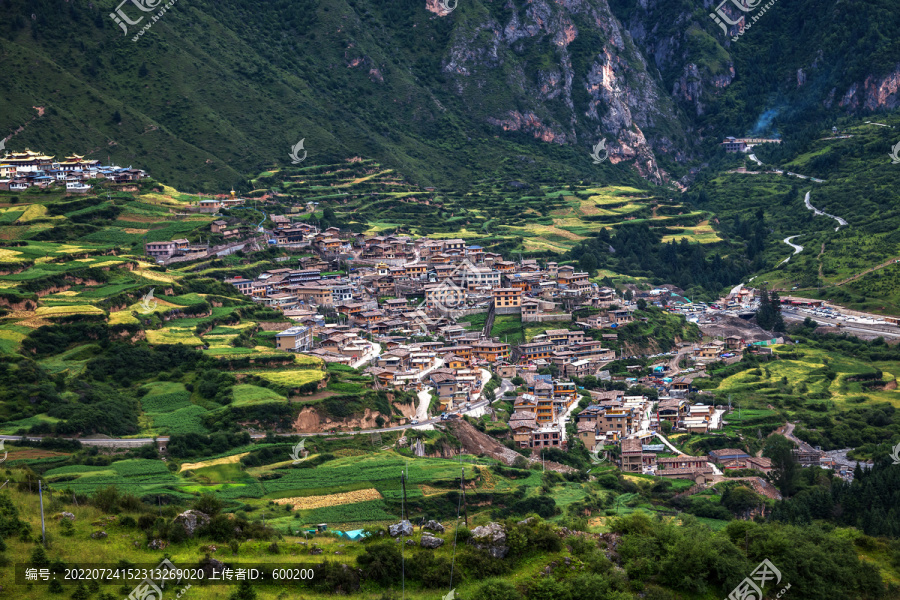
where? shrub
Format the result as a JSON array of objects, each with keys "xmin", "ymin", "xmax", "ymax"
[
  {"xmin": 473, "ymin": 580, "xmax": 519, "ymax": 600},
  {"xmin": 119, "ymin": 516, "xmax": 136, "ymax": 529}
]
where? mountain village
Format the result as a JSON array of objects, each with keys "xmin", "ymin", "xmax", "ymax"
[{"xmin": 139, "ymin": 202, "xmax": 857, "ymax": 491}]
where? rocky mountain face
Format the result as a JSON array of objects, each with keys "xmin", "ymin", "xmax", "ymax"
[
  {"xmin": 606, "ymin": 0, "xmax": 900, "ymax": 137},
  {"xmin": 438, "ymin": 0, "xmax": 687, "ymax": 182}
]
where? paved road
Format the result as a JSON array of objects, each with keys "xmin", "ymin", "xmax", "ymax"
[
  {"xmin": 667, "ymin": 345, "xmax": 694, "ymax": 376},
  {"xmin": 350, "ymin": 342, "xmax": 381, "ymax": 369},
  {"xmin": 781, "ymin": 308, "xmax": 900, "ymax": 338},
  {"xmin": 415, "ymin": 389, "xmax": 432, "ymax": 422},
  {"xmin": 780, "ymin": 235, "xmax": 803, "ymax": 265},
  {"xmin": 747, "ymin": 154, "xmax": 827, "ymax": 183},
  {"xmin": 803, "ymin": 191, "xmax": 846, "ymax": 230}
]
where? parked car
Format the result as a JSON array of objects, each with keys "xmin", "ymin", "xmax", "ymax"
[{"xmin": 410, "ymin": 419, "xmax": 419, "ymax": 425}]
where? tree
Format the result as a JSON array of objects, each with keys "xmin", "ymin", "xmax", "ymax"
[
  {"xmin": 769, "ymin": 290, "xmax": 785, "ymax": 331},
  {"xmin": 764, "ymin": 434, "xmax": 799, "ymax": 496},
  {"xmin": 580, "ymin": 253, "xmax": 598, "ymax": 274},
  {"xmin": 756, "ymin": 288, "xmax": 777, "ymax": 331},
  {"xmin": 30, "ymin": 546, "xmax": 50, "ymax": 568},
  {"xmin": 636, "ymin": 298, "xmax": 648, "ymax": 311},
  {"xmin": 193, "ymin": 493, "xmax": 223, "ymax": 518},
  {"xmin": 660, "ymin": 421, "xmax": 673, "ymax": 435},
  {"xmin": 721, "ymin": 486, "xmax": 759, "ymax": 517},
  {"xmin": 229, "ymin": 580, "xmax": 256, "ymax": 600}
]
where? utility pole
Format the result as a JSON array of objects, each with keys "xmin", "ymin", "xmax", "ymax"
[
  {"xmin": 460, "ymin": 467, "xmax": 468, "ymax": 527},
  {"xmin": 400, "ymin": 472, "xmax": 409, "ymax": 522},
  {"xmin": 38, "ymin": 480, "xmax": 46, "ymax": 546}
]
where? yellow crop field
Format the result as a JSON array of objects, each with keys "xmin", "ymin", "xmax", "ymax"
[
  {"xmin": 134, "ymin": 269, "xmax": 176, "ymax": 283},
  {"xmin": 0, "ymin": 248, "xmax": 24, "ymax": 262},
  {"xmin": 240, "ymin": 369, "xmax": 325, "ymax": 387},
  {"xmin": 35, "ymin": 305, "xmax": 104, "ymax": 316},
  {"xmin": 661, "ymin": 221, "xmax": 723, "ymax": 244},
  {"xmin": 108, "ymin": 311, "xmax": 139, "ymax": 325},
  {"xmin": 180, "ymin": 453, "xmax": 250, "ymax": 472},
  {"xmin": 17, "ymin": 204, "xmax": 52, "ymax": 222},
  {"xmin": 274, "ymin": 488, "xmax": 383, "ymax": 510},
  {"xmin": 145, "ymin": 328, "xmax": 203, "ymax": 346}
]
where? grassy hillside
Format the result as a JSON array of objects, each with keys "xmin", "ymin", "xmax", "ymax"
[
  {"xmin": 676, "ymin": 115, "xmax": 900, "ymax": 303},
  {"xmin": 0, "ymin": 0, "xmax": 676, "ymax": 193},
  {"xmin": 2, "ymin": 439, "xmax": 897, "ymax": 599}
]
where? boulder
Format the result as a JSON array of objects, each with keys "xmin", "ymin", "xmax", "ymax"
[
  {"xmin": 89, "ymin": 531, "xmax": 107, "ymax": 540},
  {"xmin": 148, "ymin": 539, "xmax": 168, "ymax": 550},
  {"xmin": 422, "ymin": 520, "xmax": 445, "ymax": 533},
  {"xmin": 174, "ymin": 510, "xmax": 211, "ymax": 538},
  {"xmin": 310, "ymin": 547, "xmax": 323, "ymax": 555},
  {"xmin": 420, "ymin": 535, "xmax": 444, "ymax": 549},
  {"xmin": 56, "ymin": 512, "xmax": 75, "ymax": 521},
  {"xmin": 468, "ymin": 522, "xmax": 509, "ymax": 559},
  {"xmin": 389, "ymin": 520, "xmax": 413, "ymax": 537},
  {"xmin": 199, "ymin": 558, "xmax": 225, "ymax": 579},
  {"xmin": 405, "ymin": 539, "xmax": 416, "ymax": 546}
]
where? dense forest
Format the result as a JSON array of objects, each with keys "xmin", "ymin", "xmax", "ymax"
[{"xmin": 566, "ymin": 223, "xmax": 751, "ymax": 299}]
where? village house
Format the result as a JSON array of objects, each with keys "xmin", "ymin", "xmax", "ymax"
[
  {"xmin": 619, "ymin": 438, "xmax": 645, "ymax": 473},
  {"xmin": 531, "ymin": 425, "xmax": 563, "ymax": 449},
  {"xmin": 492, "ymin": 287, "xmax": 523, "ymax": 312},
  {"xmin": 275, "ymin": 326, "xmax": 312, "ymax": 352},
  {"xmin": 708, "ymin": 448, "xmax": 750, "ymax": 464},
  {"xmin": 471, "ymin": 341, "xmax": 511, "ymax": 362}
]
